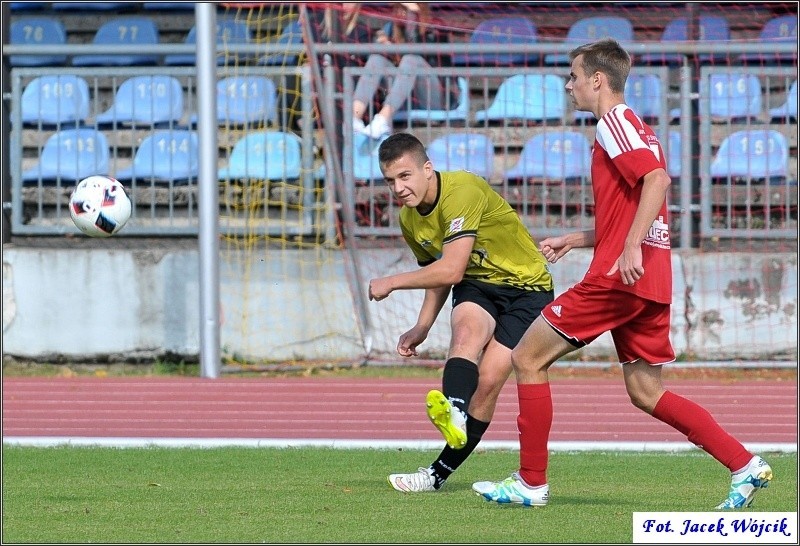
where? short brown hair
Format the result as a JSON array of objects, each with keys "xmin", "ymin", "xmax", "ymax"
[
  {"xmin": 378, "ymin": 132, "xmax": 429, "ymax": 167},
  {"xmin": 569, "ymin": 38, "xmax": 631, "ymax": 94}
]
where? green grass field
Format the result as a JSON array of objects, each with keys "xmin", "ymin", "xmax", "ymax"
[{"xmin": 2, "ymin": 447, "xmax": 796, "ymax": 543}]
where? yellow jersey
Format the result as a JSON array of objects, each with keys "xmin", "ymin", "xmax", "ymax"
[{"xmin": 399, "ymin": 170, "xmax": 553, "ymax": 291}]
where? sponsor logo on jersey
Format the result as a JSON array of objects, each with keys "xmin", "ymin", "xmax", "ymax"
[
  {"xmin": 645, "ymin": 215, "xmax": 671, "ymax": 249},
  {"xmin": 448, "ymin": 216, "xmax": 465, "ymax": 234}
]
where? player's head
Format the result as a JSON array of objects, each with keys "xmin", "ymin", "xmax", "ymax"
[
  {"xmin": 379, "ymin": 132, "xmax": 428, "ymax": 167},
  {"xmin": 378, "ymin": 132, "xmax": 435, "ymax": 209},
  {"xmin": 568, "ymin": 38, "xmax": 631, "ymax": 96}
]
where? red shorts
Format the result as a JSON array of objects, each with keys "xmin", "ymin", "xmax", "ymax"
[{"xmin": 541, "ymin": 279, "xmax": 676, "ymax": 365}]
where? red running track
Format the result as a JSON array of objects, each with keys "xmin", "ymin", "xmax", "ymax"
[{"xmin": 2, "ymin": 376, "xmax": 797, "ymax": 450}]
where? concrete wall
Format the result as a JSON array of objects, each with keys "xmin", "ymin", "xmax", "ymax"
[{"xmin": 2, "ymin": 246, "xmax": 797, "ymax": 362}]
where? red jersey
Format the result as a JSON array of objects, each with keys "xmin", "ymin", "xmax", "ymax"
[{"xmin": 587, "ymin": 104, "xmax": 672, "ymax": 304}]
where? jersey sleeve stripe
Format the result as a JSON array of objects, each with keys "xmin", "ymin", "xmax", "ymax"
[
  {"xmin": 604, "ymin": 108, "xmax": 633, "ymax": 153},
  {"xmin": 443, "ymin": 230, "xmax": 478, "ymax": 244}
]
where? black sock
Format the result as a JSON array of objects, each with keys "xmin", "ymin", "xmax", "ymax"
[
  {"xmin": 430, "ymin": 413, "xmax": 490, "ymax": 489},
  {"xmin": 441, "ymin": 357, "xmax": 479, "ymax": 415}
]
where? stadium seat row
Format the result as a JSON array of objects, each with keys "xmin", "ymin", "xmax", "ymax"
[
  {"xmin": 19, "ymin": 74, "xmax": 280, "ymax": 128},
  {"xmin": 439, "ymin": 12, "xmax": 796, "ymax": 66},
  {"xmin": 10, "ymin": 13, "xmax": 796, "ymax": 67},
  {"xmin": 426, "ymin": 131, "xmax": 592, "ymax": 182},
  {"xmin": 9, "ymin": 3, "xmax": 193, "ymax": 11},
  {"xmin": 19, "ymin": 72, "xmax": 797, "ymax": 129},
  {"xmin": 21, "ymin": 128, "xmax": 307, "ymax": 186},
  {"xmin": 9, "ymin": 15, "xmax": 300, "ymax": 67},
  {"xmin": 313, "ymin": 128, "xmax": 793, "ymax": 186},
  {"xmin": 20, "ymin": 126, "xmax": 794, "ymax": 187}
]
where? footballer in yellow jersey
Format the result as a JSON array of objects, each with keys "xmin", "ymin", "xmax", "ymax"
[
  {"xmin": 369, "ymin": 133, "xmax": 554, "ymax": 494},
  {"xmin": 399, "ymin": 169, "xmax": 553, "ymax": 292}
]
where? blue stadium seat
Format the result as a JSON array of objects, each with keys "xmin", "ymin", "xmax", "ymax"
[
  {"xmin": 259, "ymin": 20, "xmax": 303, "ymax": 66},
  {"xmin": 666, "ymin": 130, "xmax": 681, "ymax": 179},
  {"xmin": 114, "ymin": 130, "xmax": 199, "ymax": 184},
  {"xmin": 706, "ymin": 73, "xmax": 763, "ymax": 121},
  {"xmin": 474, "ymin": 74, "xmax": 566, "ymax": 123},
  {"xmin": 710, "ymin": 129, "xmax": 789, "ymax": 182},
  {"xmin": 190, "ymin": 76, "xmax": 278, "ymax": 127},
  {"xmin": 625, "ymin": 73, "xmax": 663, "ymax": 120},
  {"xmin": 451, "ymin": 16, "xmax": 538, "ymax": 66},
  {"xmin": 639, "ymin": 15, "xmax": 730, "ymax": 65},
  {"xmin": 505, "ymin": 131, "xmax": 591, "ymax": 182},
  {"xmin": 313, "ymin": 133, "xmax": 387, "ymax": 181},
  {"xmin": 22, "ymin": 128, "xmax": 109, "ymax": 184},
  {"xmin": 769, "ymin": 80, "xmax": 798, "ymax": 121},
  {"xmin": 545, "ymin": 16, "xmax": 634, "ymax": 65},
  {"xmin": 95, "ymin": 75, "xmax": 184, "ymax": 127},
  {"xmin": 394, "ymin": 77, "xmax": 470, "ymax": 123},
  {"xmin": 72, "ymin": 16, "xmax": 160, "ymax": 66},
  {"xmin": 217, "ymin": 131, "xmax": 302, "ymax": 181},
  {"xmin": 9, "ymin": 16, "xmax": 67, "ymax": 67},
  {"xmin": 740, "ymin": 15, "xmax": 798, "ymax": 64},
  {"xmin": 574, "ymin": 73, "xmax": 663, "ymax": 123},
  {"xmin": 426, "ymin": 133, "xmax": 495, "ymax": 180},
  {"xmin": 164, "ymin": 18, "xmax": 253, "ymax": 66},
  {"xmin": 21, "ymin": 75, "xmax": 90, "ymax": 127},
  {"xmin": 352, "ymin": 132, "xmax": 388, "ymax": 181}
]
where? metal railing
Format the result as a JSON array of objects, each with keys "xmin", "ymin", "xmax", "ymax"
[
  {"xmin": 698, "ymin": 66, "xmax": 798, "ymax": 239},
  {"xmin": 8, "ymin": 65, "xmax": 322, "ymax": 237},
  {"xmin": 339, "ymin": 64, "xmax": 797, "ymax": 247},
  {"xmin": 3, "ymin": 39, "xmax": 798, "ymax": 244}
]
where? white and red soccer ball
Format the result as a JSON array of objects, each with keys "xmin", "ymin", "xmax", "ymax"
[{"xmin": 69, "ymin": 175, "xmax": 132, "ymax": 238}]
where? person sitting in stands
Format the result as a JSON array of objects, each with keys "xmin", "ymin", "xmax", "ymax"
[{"xmin": 353, "ymin": 2, "xmax": 457, "ymax": 139}]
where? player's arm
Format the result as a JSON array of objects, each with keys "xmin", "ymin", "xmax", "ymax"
[
  {"xmin": 539, "ymin": 230, "xmax": 595, "ymax": 263},
  {"xmin": 416, "ymin": 285, "xmax": 452, "ymax": 329},
  {"xmin": 610, "ymin": 167, "xmax": 671, "ymax": 284},
  {"xmin": 625, "ymin": 167, "xmax": 671, "ymax": 248},
  {"xmin": 396, "ymin": 285, "xmax": 451, "ymax": 357},
  {"xmin": 368, "ymin": 235, "xmax": 474, "ymax": 301}
]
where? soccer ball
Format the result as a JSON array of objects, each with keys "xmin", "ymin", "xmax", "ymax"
[{"xmin": 69, "ymin": 175, "xmax": 132, "ymax": 238}]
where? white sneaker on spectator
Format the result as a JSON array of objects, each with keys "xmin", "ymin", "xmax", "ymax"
[{"xmin": 362, "ymin": 114, "xmax": 392, "ymax": 139}]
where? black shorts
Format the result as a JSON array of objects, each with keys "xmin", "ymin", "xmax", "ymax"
[{"xmin": 452, "ymin": 279, "xmax": 554, "ymax": 350}]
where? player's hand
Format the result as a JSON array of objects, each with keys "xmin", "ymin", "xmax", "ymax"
[
  {"xmin": 539, "ymin": 235, "xmax": 571, "ymax": 264},
  {"xmin": 368, "ymin": 277, "xmax": 393, "ymax": 301},
  {"xmin": 397, "ymin": 324, "xmax": 429, "ymax": 357},
  {"xmin": 607, "ymin": 246, "xmax": 644, "ymax": 285}
]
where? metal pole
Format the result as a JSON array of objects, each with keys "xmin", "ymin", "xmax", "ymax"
[
  {"xmin": 1, "ymin": 2, "xmax": 11, "ymax": 243},
  {"xmin": 678, "ymin": 64, "xmax": 693, "ymax": 250},
  {"xmin": 685, "ymin": 2, "xmax": 700, "ymax": 248},
  {"xmin": 196, "ymin": 3, "xmax": 220, "ymax": 378}
]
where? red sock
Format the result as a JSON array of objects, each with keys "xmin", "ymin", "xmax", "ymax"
[
  {"xmin": 517, "ymin": 382, "xmax": 552, "ymax": 486},
  {"xmin": 652, "ymin": 390, "xmax": 752, "ymax": 472}
]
